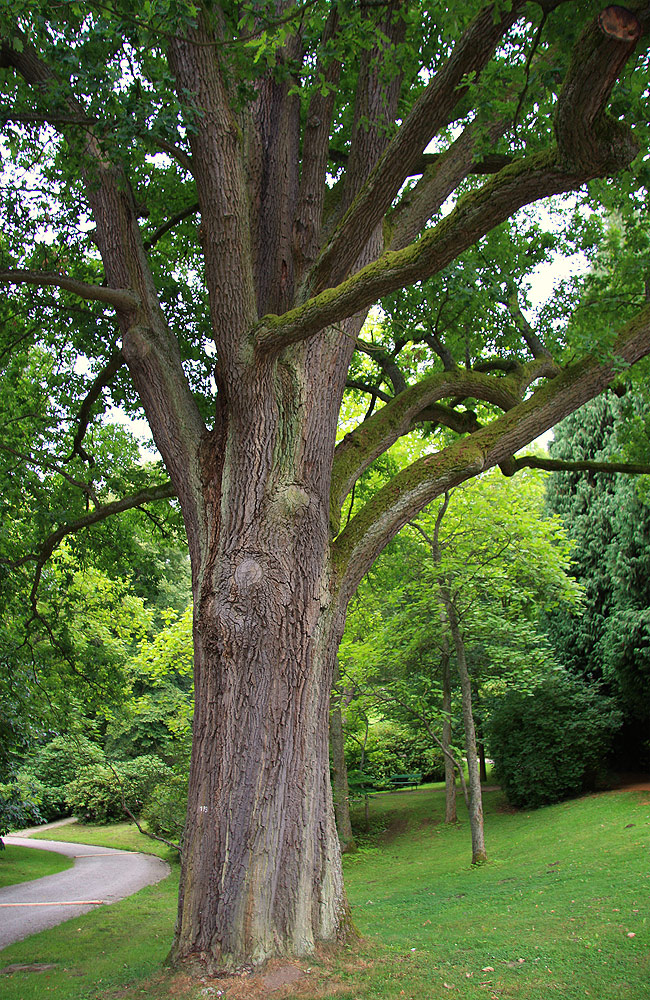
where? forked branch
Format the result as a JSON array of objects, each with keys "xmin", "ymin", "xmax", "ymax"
[{"xmin": 332, "ymin": 301, "xmax": 650, "ymax": 597}]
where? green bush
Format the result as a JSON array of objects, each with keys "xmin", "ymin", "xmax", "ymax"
[
  {"xmin": 0, "ymin": 777, "xmax": 43, "ymax": 846},
  {"xmin": 488, "ymin": 672, "xmax": 622, "ymax": 809},
  {"xmin": 18, "ymin": 735, "xmax": 106, "ymax": 821},
  {"xmin": 345, "ymin": 720, "xmax": 445, "ymax": 787},
  {"xmin": 65, "ymin": 755, "xmax": 172, "ymax": 824},
  {"xmin": 140, "ymin": 774, "xmax": 188, "ymax": 842}
]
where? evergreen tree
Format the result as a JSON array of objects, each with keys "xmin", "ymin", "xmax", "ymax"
[{"xmin": 545, "ymin": 392, "xmax": 650, "ymax": 766}]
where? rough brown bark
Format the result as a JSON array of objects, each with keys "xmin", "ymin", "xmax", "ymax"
[{"xmin": 171, "ymin": 364, "xmax": 351, "ymax": 968}]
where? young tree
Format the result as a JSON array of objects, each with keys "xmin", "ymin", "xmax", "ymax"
[
  {"xmin": 342, "ymin": 468, "xmax": 576, "ymax": 862},
  {"xmin": 2, "ymin": 0, "xmax": 650, "ymax": 973}
]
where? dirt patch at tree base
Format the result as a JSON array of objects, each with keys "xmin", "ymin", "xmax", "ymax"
[{"xmin": 158, "ymin": 954, "xmax": 363, "ymax": 1000}]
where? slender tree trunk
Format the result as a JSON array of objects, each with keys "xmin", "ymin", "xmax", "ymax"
[
  {"xmin": 473, "ymin": 683, "xmax": 488, "ymax": 783},
  {"xmin": 444, "ymin": 597, "xmax": 487, "ymax": 864},
  {"xmin": 441, "ymin": 641, "xmax": 457, "ymax": 824},
  {"xmin": 330, "ymin": 684, "xmax": 356, "ymax": 853}
]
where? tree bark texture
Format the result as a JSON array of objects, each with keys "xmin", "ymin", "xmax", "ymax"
[{"xmin": 169, "ymin": 342, "xmax": 354, "ymax": 971}]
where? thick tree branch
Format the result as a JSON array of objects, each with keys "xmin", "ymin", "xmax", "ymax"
[
  {"xmin": 293, "ymin": 5, "xmax": 341, "ymax": 275},
  {"xmin": 330, "ymin": 368, "xmax": 523, "ymax": 534},
  {"xmin": 332, "ymin": 300, "xmax": 650, "ymax": 598},
  {"xmin": 167, "ymin": 13, "xmax": 258, "ymax": 356},
  {"xmin": 414, "ymin": 404, "xmax": 481, "ymax": 437},
  {"xmin": 388, "ymin": 114, "xmax": 511, "ymax": 252},
  {"xmin": 308, "ymin": 0, "xmax": 528, "ymax": 293},
  {"xmin": 355, "ymin": 339, "xmax": 407, "ymax": 396},
  {"xmin": 0, "ymin": 269, "xmax": 139, "ymax": 311}
]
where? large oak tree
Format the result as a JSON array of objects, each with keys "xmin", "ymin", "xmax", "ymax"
[{"xmin": 2, "ymin": 0, "xmax": 650, "ymax": 974}]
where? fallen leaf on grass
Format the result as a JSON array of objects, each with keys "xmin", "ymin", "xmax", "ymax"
[{"xmin": 482, "ymin": 966, "xmax": 495, "ymax": 972}]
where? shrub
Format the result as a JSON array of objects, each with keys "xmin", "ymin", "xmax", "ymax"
[
  {"xmin": 140, "ymin": 773, "xmax": 188, "ymax": 842},
  {"xmin": 65, "ymin": 755, "xmax": 172, "ymax": 824},
  {"xmin": 488, "ymin": 671, "xmax": 622, "ymax": 809},
  {"xmin": 0, "ymin": 777, "xmax": 43, "ymax": 846},
  {"xmin": 18, "ymin": 735, "xmax": 106, "ymax": 821}
]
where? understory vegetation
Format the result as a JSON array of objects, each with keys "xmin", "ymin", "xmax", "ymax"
[{"xmin": 1, "ymin": 784, "xmax": 647, "ymax": 1000}]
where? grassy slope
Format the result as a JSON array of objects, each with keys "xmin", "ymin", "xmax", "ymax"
[
  {"xmin": 341, "ymin": 786, "xmax": 650, "ymax": 1000},
  {"xmin": 0, "ymin": 788, "xmax": 647, "ymax": 999},
  {"xmin": 29, "ymin": 820, "xmax": 178, "ymax": 862},
  {"xmin": 0, "ymin": 845, "xmax": 73, "ymax": 888}
]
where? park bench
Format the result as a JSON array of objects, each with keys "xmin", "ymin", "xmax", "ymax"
[{"xmin": 389, "ymin": 772, "xmax": 422, "ymax": 790}]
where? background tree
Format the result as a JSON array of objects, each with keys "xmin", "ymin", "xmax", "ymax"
[
  {"xmin": 545, "ymin": 390, "xmax": 650, "ymax": 767},
  {"xmin": 341, "ymin": 467, "xmax": 577, "ymax": 862},
  {"xmin": 2, "ymin": 0, "xmax": 650, "ymax": 973}
]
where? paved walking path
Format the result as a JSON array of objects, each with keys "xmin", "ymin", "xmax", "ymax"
[{"xmin": 0, "ymin": 824, "xmax": 170, "ymax": 951}]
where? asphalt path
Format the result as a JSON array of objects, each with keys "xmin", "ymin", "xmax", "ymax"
[{"xmin": 0, "ymin": 833, "xmax": 170, "ymax": 950}]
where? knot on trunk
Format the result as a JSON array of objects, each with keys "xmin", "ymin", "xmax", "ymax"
[
  {"xmin": 234, "ymin": 557, "xmax": 264, "ymax": 593},
  {"xmin": 268, "ymin": 483, "xmax": 311, "ymax": 520}
]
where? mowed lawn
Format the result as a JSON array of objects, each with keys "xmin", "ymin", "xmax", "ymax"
[
  {"xmin": 0, "ymin": 785, "xmax": 647, "ymax": 1000},
  {"xmin": 0, "ymin": 845, "xmax": 73, "ymax": 888}
]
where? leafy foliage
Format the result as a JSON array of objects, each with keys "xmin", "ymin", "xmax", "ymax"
[
  {"xmin": 65, "ymin": 754, "xmax": 172, "ymax": 824},
  {"xmin": 18, "ymin": 734, "xmax": 106, "ymax": 821},
  {"xmin": 340, "ymin": 468, "xmax": 578, "ymax": 765},
  {"xmin": 140, "ymin": 773, "xmax": 188, "ymax": 842},
  {"xmin": 488, "ymin": 671, "xmax": 622, "ymax": 809},
  {"xmin": 545, "ymin": 391, "xmax": 650, "ymax": 766}
]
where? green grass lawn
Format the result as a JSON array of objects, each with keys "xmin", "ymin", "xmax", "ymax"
[
  {"xmin": 0, "ymin": 786, "xmax": 648, "ymax": 1000},
  {"xmin": 29, "ymin": 820, "xmax": 179, "ymax": 863},
  {"xmin": 0, "ymin": 844, "xmax": 73, "ymax": 888}
]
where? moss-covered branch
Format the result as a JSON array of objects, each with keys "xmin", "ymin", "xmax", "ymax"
[
  {"xmin": 500, "ymin": 455, "xmax": 650, "ymax": 477},
  {"xmin": 332, "ymin": 301, "xmax": 650, "ymax": 598},
  {"xmin": 330, "ymin": 368, "xmax": 523, "ymax": 534}
]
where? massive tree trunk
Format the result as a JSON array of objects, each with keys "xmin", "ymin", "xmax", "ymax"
[
  {"xmin": 170, "ymin": 342, "xmax": 354, "ymax": 970},
  {"xmin": 3, "ymin": 0, "xmax": 650, "ymax": 979},
  {"xmin": 174, "ymin": 592, "xmax": 348, "ymax": 969}
]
